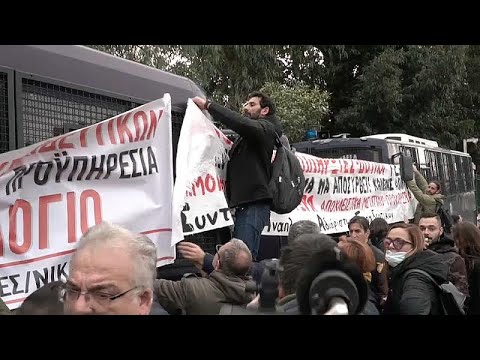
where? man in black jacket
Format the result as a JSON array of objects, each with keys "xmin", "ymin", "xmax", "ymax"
[
  {"xmin": 419, "ymin": 211, "xmax": 469, "ymax": 296},
  {"xmin": 192, "ymin": 92, "xmax": 283, "ymax": 260}
]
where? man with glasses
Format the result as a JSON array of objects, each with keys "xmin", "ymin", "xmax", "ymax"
[
  {"xmin": 154, "ymin": 239, "xmax": 254, "ymax": 315},
  {"xmin": 64, "ymin": 222, "xmax": 160, "ymax": 315}
]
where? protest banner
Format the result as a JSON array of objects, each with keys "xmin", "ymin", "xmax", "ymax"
[
  {"xmin": 171, "ymin": 100, "xmax": 234, "ymax": 246},
  {"xmin": 174, "ymin": 106, "xmax": 416, "ymax": 240},
  {"xmin": 265, "ymin": 153, "xmax": 415, "ymax": 236},
  {"xmin": 0, "ymin": 94, "xmax": 175, "ymax": 309}
]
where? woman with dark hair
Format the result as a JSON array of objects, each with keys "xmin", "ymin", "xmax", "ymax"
[
  {"xmin": 452, "ymin": 221, "xmax": 480, "ymax": 315},
  {"xmin": 383, "ymin": 223, "xmax": 448, "ymax": 315},
  {"xmin": 369, "ymin": 218, "xmax": 389, "ymax": 252}
]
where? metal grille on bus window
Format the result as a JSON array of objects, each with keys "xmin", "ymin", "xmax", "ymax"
[
  {"xmin": 462, "ymin": 156, "xmax": 474, "ymax": 192},
  {"xmin": 425, "ymin": 151, "xmax": 436, "ymax": 180},
  {"xmin": 455, "ymin": 156, "xmax": 466, "ymax": 192},
  {"xmin": 0, "ymin": 72, "xmax": 9, "ymax": 154},
  {"xmin": 440, "ymin": 153, "xmax": 451, "ymax": 195},
  {"xmin": 446, "ymin": 154, "xmax": 456, "ymax": 194},
  {"xmin": 21, "ymin": 78, "xmax": 143, "ymax": 147},
  {"xmin": 435, "ymin": 152, "xmax": 446, "ymax": 193}
]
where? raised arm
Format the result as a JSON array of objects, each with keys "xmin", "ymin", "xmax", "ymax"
[
  {"xmin": 413, "ymin": 167, "xmax": 429, "ymax": 193},
  {"xmin": 192, "ymin": 97, "xmax": 276, "ymax": 141}
]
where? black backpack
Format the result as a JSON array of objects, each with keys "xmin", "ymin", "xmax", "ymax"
[
  {"xmin": 435, "ymin": 199, "xmax": 453, "ymax": 234},
  {"xmin": 269, "ymin": 132, "xmax": 305, "ymax": 214},
  {"xmin": 403, "ymin": 269, "xmax": 466, "ymax": 315}
]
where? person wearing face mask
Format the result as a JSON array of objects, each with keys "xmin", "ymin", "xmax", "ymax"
[{"xmin": 382, "ymin": 223, "xmax": 449, "ymax": 315}]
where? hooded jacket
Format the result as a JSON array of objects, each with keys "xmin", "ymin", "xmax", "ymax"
[
  {"xmin": 384, "ymin": 249, "xmax": 449, "ymax": 315},
  {"xmin": 429, "ymin": 235, "xmax": 469, "ymax": 296},
  {"xmin": 208, "ymin": 102, "xmax": 283, "ymax": 208},
  {"xmin": 154, "ymin": 270, "xmax": 254, "ymax": 315}
]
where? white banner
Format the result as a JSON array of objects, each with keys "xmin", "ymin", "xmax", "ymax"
[
  {"xmin": 0, "ymin": 94, "xmax": 175, "ymax": 309},
  {"xmin": 265, "ymin": 153, "xmax": 416, "ymax": 236},
  {"xmin": 174, "ymin": 107, "xmax": 416, "ymax": 239},
  {"xmin": 171, "ymin": 100, "xmax": 234, "ymax": 246}
]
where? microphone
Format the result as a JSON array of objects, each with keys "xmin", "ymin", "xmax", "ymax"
[{"xmin": 296, "ymin": 247, "xmax": 368, "ymax": 315}]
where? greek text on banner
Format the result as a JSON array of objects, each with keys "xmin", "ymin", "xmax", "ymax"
[{"xmin": 0, "ymin": 94, "xmax": 176, "ymax": 309}]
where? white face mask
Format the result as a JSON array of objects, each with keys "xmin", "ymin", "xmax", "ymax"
[{"xmin": 385, "ymin": 250, "xmax": 408, "ymax": 267}]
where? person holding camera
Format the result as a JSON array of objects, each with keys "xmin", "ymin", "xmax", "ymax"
[{"xmin": 155, "ymin": 239, "xmax": 254, "ymax": 315}]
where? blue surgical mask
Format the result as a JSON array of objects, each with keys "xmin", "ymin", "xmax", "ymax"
[{"xmin": 385, "ymin": 250, "xmax": 408, "ymax": 267}]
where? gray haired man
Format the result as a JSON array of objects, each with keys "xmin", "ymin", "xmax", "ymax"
[{"xmin": 64, "ymin": 222, "xmax": 159, "ymax": 315}]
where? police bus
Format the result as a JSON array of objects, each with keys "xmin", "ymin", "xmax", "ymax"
[
  {"xmin": 292, "ymin": 133, "xmax": 477, "ymax": 223},
  {"xmin": 0, "ymin": 45, "xmax": 228, "ymax": 279}
]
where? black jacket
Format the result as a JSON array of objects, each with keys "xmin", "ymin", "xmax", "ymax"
[
  {"xmin": 465, "ymin": 256, "xmax": 480, "ymax": 315},
  {"xmin": 360, "ymin": 287, "xmax": 380, "ymax": 315},
  {"xmin": 369, "ymin": 242, "xmax": 387, "ymax": 303},
  {"xmin": 208, "ymin": 103, "xmax": 283, "ymax": 208},
  {"xmin": 384, "ymin": 250, "xmax": 449, "ymax": 315},
  {"xmin": 428, "ymin": 235, "xmax": 469, "ymax": 296}
]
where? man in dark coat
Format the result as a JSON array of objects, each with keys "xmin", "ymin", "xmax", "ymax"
[
  {"xmin": 192, "ymin": 92, "xmax": 284, "ymax": 260},
  {"xmin": 419, "ymin": 211, "xmax": 469, "ymax": 296},
  {"xmin": 154, "ymin": 239, "xmax": 254, "ymax": 315}
]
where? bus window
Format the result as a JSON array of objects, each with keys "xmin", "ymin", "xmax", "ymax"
[
  {"xmin": 461, "ymin": 156, "xmax": 474, "ymax": 192},
  {"xmin": 441, "ymin": 153, "xmax": 454, "ymax": 195},
  {"xmin": 447, "ymin": 154, "xmax": 457, "ymax": 194},
  {"xmin": 424, "ymin": 150, "xmax": 434, "ymax": 180},
  {"xmin": 399, "ymin": 145, "xmax": 419, "ymax": 165},
  {"xmin": 436, "ymin": 152, "xmax": 446, "ymax": 192},
  {"xmin": 455, "ymin": 156, "xmax": 466, "ymax": 192}
]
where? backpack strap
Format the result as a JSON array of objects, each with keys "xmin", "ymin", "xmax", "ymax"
[
  {"xmin": 403, "ymin": 269, "xmax": 440, "ymax": 290},
  {"xmin": 274, "ymin": 131, "xmax": 283, "ymax": 148},
  {"xmin": 402, "ymin": 269, "xmax": 446, "ymax": 313}
]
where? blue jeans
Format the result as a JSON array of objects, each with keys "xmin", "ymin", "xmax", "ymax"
[{"xmin": 233, "ymin": 203, "xmax": 271, "ymax": 260}]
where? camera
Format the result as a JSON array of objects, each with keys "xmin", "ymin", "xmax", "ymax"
[
  {"xmin": 219, "ymin": 248, "xmax": 368, "ymax": 315},
  {"xmin": 219, "ymin": 259, "xmax": 284, "ymax": 315}
]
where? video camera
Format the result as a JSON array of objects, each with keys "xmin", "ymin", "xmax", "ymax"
[
  {"xmin": 219, "ymin": 248, "xmax": 368, "ymax": 315},
  {"xmin": 219, "ymin": 259, "xmax": 282, "ymax": 315}
]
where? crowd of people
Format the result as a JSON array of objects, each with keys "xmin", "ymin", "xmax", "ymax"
[{"xmin": 1, "ymin": 90, "xmax": 479, "ymax": 315}]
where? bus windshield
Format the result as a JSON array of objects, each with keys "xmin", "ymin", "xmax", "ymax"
[{"xmin": 308, "ymin": 146, "xmax": 383, "ymax": 163}]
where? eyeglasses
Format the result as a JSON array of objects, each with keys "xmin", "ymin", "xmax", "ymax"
[
  {"xmin": 384, "ymin": 238, "xmax": 413, "ymax": 251},
  {"xmin": 64, "ymin": 285, "xmax": 139, "ymax": 306},
  {"xmin": 215, "ymin": 244, "xmax": 222, "ymax": 253}
]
